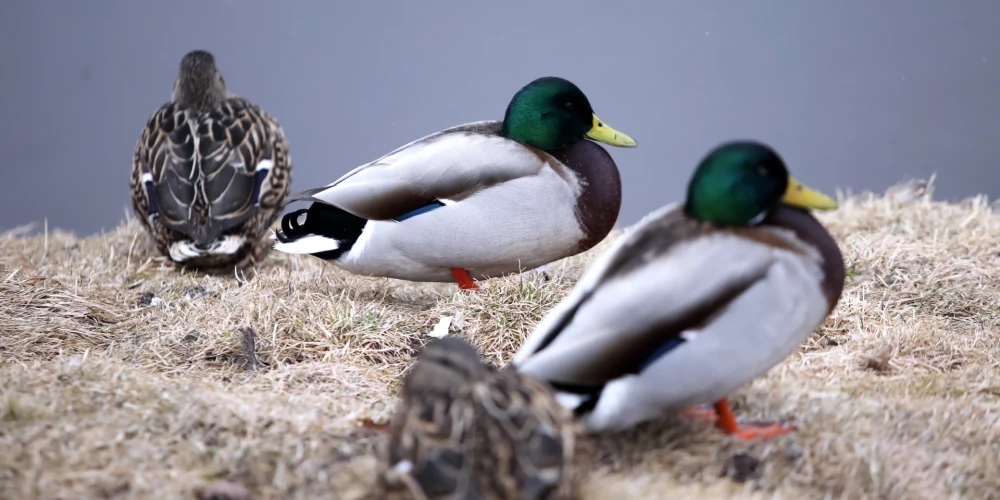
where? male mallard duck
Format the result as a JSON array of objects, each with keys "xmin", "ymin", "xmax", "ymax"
[
  {"xmin": 272, "ymin": 76, "xmax": 635, "ymax": 290},
  {"xmin": 378, "ymin": 336, "xmax": 576, "ymax": 500},
  {"xmin": 510, "ymin": 141, "xmax": 846, "ymax": 440},
  {"xmin": 130, "ymin": 50, "xmax": 291, "ymax": 270}
]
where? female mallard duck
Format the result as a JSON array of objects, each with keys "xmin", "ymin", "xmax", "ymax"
[
  {"xmin": 272, "ymin": 76, "xmax": 636, "ymax": 290},
  {"xmin": 378, "ymin": 336, "xmax": 576, "ymax": 500},
  {"xmin": 509, "ymin": 141, "xmax": 846, "ymax": 440},
  {"xmin": 130, "ymin": 50, "xmax": 291, "ymax": 270}
]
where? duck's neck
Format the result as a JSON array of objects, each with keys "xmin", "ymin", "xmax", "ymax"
[
  {"xmin": 172, "ymin": 78, "xmax": 227, "ymax": 111},
  {"xmin": 499, "ymin": 115, "xmax": 580, "ymax": 151},
  {"xmin": 763, "ymin": 206, "xmax": 845, "ymax": 313},
  {"xmin": 547, "ymin": 139, "xmax": 621, "ymax": 252}
]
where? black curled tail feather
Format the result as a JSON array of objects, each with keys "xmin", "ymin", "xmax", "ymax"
[
  {"xmin": 546, "ymin": 381, "xmax": 604, "ymax": 417},
  {"xmin": 277, "ymin": 209, "xmax": 310, "ymax": 243},
  {"xmin": 275, "ymin": 202, "xmax": 367, "ymax": 260}
]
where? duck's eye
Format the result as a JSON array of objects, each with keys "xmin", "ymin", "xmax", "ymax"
[
  {"xmin": 563, "ymin": 101, "xmax": 575, "ymax": 111},
  {"xmin": 755, "ymin": 165, "xmax": 771, "ymax": 177}
]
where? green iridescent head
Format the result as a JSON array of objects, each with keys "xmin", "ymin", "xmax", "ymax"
[
  {"xmin": 684, "ymin": 141, "xmax": 838, "ymax": 225},
  {"xmin": 500, "ymin": 76, "xmax": 637, "ymax": 151}
]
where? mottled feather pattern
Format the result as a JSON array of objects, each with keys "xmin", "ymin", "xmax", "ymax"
[
  {"xmin": 472, "ymin": 373, "xmax": 576, "ymax": 500},
  {"xmin": 130, "ymin": 96, "xmax": 290, "ymax": 268},
  {"xmin": 379, "ymin": 337, "xmax": 576, "ymax": 500}
]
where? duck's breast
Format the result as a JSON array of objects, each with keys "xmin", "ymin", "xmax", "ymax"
[
  {"xmin": 548, "ymin": 140, "xmax": 622, "ymax": 253},
  {"xmin": 764, "ymin": 206, "xmax": 846, "ymax": 314}
]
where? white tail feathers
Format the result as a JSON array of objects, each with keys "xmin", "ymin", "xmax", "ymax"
[
  {"xmin": 272, "ymin": 234, "xmax": 341, "ymax": 254},
  {"xmin": 554, "ymin": 392, "xmax": 588, "ymax": 411},
  {"xmin": 168, "ymin": 235, "xmax": 245, "ymax": 262}
]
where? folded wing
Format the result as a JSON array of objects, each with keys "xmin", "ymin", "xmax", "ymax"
[
  {"xmin": 288, "ymin": 121, "xmax": 550, "ymax": 220},
  {"xmin": 513, "ymin": 207, "xmax": 778, "ymax": 386}
]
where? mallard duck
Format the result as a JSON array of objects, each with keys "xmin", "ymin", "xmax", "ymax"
[
  {"xmin": 509, "ymin": 141, "xmax": 846, "ymax": 440},
  {"xmin": 130, "ymin": 50, "xmax": 291, "ymax": 270},
  {"xmin": 272, "ymin": 76, "xmax": 635, "ymax": 290},
  {"xmin": 378, "ymin": 336, "xmax": 576, "ymax": 499}
]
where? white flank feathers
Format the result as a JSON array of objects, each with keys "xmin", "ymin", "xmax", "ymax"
[{"xmin": 272, "ymin": 235, "xmax": 341, "ymax": 254}]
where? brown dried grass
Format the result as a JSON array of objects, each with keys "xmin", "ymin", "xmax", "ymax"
[{"xmin": 1, "ymin": 180, "xmax": 999, "ymax": 499}]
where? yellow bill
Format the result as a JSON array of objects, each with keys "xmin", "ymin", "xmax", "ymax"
[
  {"xmin": 782, "ymin": 177, "xmax": 838, "ymax": 210},
  {"xmin": 585, "ymin": 113, "xmax": 637, "ymax": 148}
]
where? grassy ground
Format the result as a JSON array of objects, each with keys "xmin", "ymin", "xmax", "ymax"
[{"xmin": 2, "ymin": 181, "xmax": 999, "ymax": 499}]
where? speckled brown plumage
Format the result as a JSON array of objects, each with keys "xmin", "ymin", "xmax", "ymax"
[
  {"xmin": 130, "ymin": 50, "xmax": 290, "ymax": 270},
  {"xmin": 378, "ymin": 336, "xmax": 577, "ymax": 500}
]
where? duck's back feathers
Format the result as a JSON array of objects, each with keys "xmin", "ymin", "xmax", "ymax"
[
  {"xmin": 380, "ymin": 336, "xmax": 575, "ymax": 500},
  {"xmin": 130, "ymin": 96, "xmax": 291, "ymax": 267},
  {"xmin": 290, "ymin": 121, "xmax": 549, "ymax": 221},
  {"xmin": 138, "ymin": 98, "xmax": 288, "ymax": 242},
  {"xmin": 470, "ymin": 371, "xmax": 576, "ymax": 500},
  {"xmin": 130, "ymin": 49, "xmax": 291, "ymax": 269}
]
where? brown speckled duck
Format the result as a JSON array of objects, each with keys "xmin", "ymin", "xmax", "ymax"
[
  {"xmin": 272, "ymin": 76, "xmax": 635, "ymax": 290},
  {"xmin": 130, "ymin": 50, "xmax": 291, "ymax": 270},
  {"xmin": 378, "ymin": 336, "xmax": 577, "ymax": 500}
]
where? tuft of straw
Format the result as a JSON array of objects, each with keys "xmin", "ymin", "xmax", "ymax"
[{"xmin": 2, "ymin": 181, "xmax": 999, "ymax": 499}]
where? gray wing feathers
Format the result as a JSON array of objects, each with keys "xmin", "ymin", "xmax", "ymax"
[
  {"xmin": 514, "ymin": 230, "xmax": 777, "ymax": 385},
  {"xmin": 292, "ymin": 121, "xmax": 548, "ymax": 220},
  {"xmin": 284, "ymin": 186, "xmax": 329, "ymax": 205},
  {"xmin": 511, "ymin": 202, "xmax": 683, "ymax": 363}
]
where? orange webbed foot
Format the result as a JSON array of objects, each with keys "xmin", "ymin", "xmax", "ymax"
[
  {"xmin": 451, "ymin": 268, "xmax": 480, "ymax": 291},
  {"xmin": 711, "ymin": 398, "xmax": 795, "ymax": 441},
  {"xmin": 730, "ymin": 422, "xmax": 794, "ymax": 441}
]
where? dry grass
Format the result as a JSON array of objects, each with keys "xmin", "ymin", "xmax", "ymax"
[{"xmin": 2, "ymin": 180, "xmax": 999, "ymax": 500}]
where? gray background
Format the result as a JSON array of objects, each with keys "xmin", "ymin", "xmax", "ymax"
[{"xmin": 2, "ymin": 1, "xmax": 998, "ymax": 235}]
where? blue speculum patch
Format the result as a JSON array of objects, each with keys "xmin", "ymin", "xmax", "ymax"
[
  {"xmin": 394, "ymin": 200, "xmax": 446, "ymax": 222},
  {"xmin": 636, "ymin": 337, "xmax": 685, "ymax": 372}
]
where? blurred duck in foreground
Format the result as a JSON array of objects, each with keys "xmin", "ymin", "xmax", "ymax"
[
  {"xmin": 510, "ymin": 141, "xmax": 845, "ymax": 440},
  {"xmin": 272, "ymin": 76, "xmax": 635, "ymax": 290},
  {"xmin": 130, "ymin": 50, "xmax": 291, "ymax": 270},
  {"xmin": 378, "ymin": 336, "xmax": 577, "ymax": 499}
]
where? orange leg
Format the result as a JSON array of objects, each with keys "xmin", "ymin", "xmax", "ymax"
[
  {"xmin": 713, "ymin": 398, "xmax": 794, "ymax": 441},
  {"xmin": 451, "ymin": 268, "xmax": 479, "ymax": 291}
]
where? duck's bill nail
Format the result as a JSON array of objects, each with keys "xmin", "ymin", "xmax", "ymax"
[
  {"xmin": 782, "ymin": 177, "xmax": 839, "ymax": 211},
  {"xmin": 586, "ymin": 113, "xmax": 637, "ymax": 148}
]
